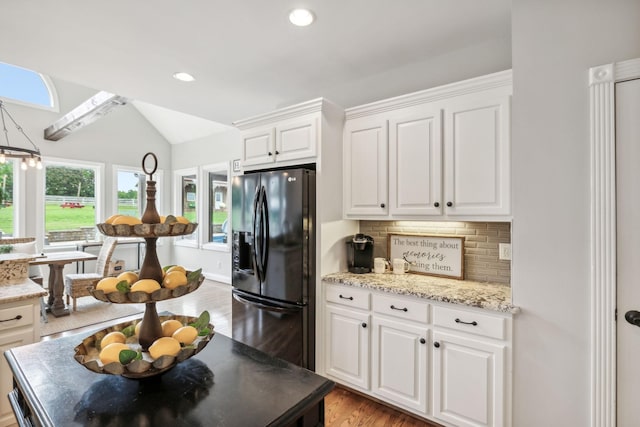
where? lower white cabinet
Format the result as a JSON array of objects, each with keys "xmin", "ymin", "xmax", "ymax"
[
  {"xmin": 432, "ymin": 331, "xmax": 506, "ymax": 427},
  {"xmin": 0, "ymin": 298, "xmax": 41, "ymax": 427},
  {"xmin": 325, "ymin": 305, "xmax": 370, "ymax": 390},
  {"xmin": 371, "ymin": 316, "xmax": 428, "ymax": 413},
  {"xmin": 322, "ymin": 282, "xmax": 512, "ymax": 427}
]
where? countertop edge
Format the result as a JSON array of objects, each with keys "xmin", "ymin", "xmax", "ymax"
[
  {"xmin": 0, "ymin": 280, "xmax": 48, "ymax": 304},
  {"xmin": 322, "ymin": 273, "xmax": 520, "ymax": 314}
]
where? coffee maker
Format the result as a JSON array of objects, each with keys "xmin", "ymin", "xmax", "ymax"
[{"xmin": 346, "ymin": 234, "xmax": 374, "ymax": 274}]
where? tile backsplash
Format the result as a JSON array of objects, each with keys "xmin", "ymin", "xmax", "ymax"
[{"xmin": 359, "ymin": 221, "xmax": 511, "ymax": 285}]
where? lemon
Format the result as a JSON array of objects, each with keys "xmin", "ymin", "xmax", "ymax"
[
  {"xmin": 130, "ymin": 279, "xmax": 161, "ymax": 293},
  {"xmin": 166, "ymin": 265, "xmax": 187, "ymax": 276},
  {"xmin": 105, "ymin": 214, "xmax": 123, "ymax": 224},
  {"xmin": 135, "ymin": 321, "xmax": 142, "ymax": 337},
  {"xmin": 148, "ymin": 337, "xmax": 181, "ymax": 360},
  {"xmin": 175, "ymin": 216, "xmax": 190, "ymax": 224},
  {"xmin": 161, "ymin": 319, "xmax": 183, "ymax": 337},
  {"xmin": 159, "ymin": 215, "xmax": 166, "ymax": 223},
  {"xmin": 116, "ymin": 271, "xmax": 138, "ymax": 284},
  {"xmin": 100, "ymin": 331, "xmax": 126, "ymax": 349},
  {"xmin": 112, "ymin": 215, "xmax": 142, "ymax": 225},
  {"xmin": 99, "ymin": 342, "xmax": 130, "ymax": 365},
  {"xmin": 96, "ymin": 277, "xmax": 120, "ymax": 293},
  {"xmin": 172, "ymin": 325, "xmax": 199, "ymax": 345},
  {"xmin": 163, "ymin": 271, "xmax": 188, "ymax": 289}
]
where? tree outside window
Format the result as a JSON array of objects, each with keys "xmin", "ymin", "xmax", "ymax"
[{"xmin": 0, "ymin": 160, "xmax": 15, "ymax": 236}]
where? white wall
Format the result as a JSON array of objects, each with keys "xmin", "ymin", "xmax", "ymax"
[
  {"xmin": 511, "ymin": 1, "xmax": 640, "ymax": 425},
  {"xmin": 170, "ymin": 128, "xmax": 241, "ymax": 283}
]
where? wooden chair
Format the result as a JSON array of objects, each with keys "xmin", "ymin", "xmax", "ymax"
[{"xmin": 64, "ymin": 237, "xmax": 118, "ymax": 311}]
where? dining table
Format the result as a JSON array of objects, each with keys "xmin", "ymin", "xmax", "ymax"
[{"xmin": 29, "ymin": 251, "xmax": 98, "ymax": 317}]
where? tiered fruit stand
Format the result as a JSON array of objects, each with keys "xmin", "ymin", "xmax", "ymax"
[{"xmin": 74, "ymin": 152, "xmax": 214, "ymax": 378}]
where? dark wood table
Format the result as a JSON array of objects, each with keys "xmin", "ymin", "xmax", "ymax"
[
  {"xmin": 5, "ymin": 330, "xmax": 334, "ymax": 426},
  {"xmin": 29, "ymin": 251, "xmax": 97, "ymax": 317}
]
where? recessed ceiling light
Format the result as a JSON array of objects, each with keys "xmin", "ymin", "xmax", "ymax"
[
  {"xmin": 173, "ymin": 72, "xmax": 195, "ymax": 82},
  {"xmin": 289, "ymin": 9, "xmax": 314, "ymax": 27}
]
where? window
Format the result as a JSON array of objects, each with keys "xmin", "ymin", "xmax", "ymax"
[
  {"xmin": 0, "ymin": 160, "xmax": 15, "ymax": 237},
  {"xmin": 0, "ymin": 61, "xmax": 57, "ymax": 111},
  {"xmin": 174, "ymin": 168, "xmax": 198, "ymax": 245},
  {"xmin": 202, "ymin": 162, "xmax": 230, "ymax": 250},
  {"xmin": 116, "ymin": 169, "xmax": 144, "ymax": 218},
  {"xmin": 44, "ymin": 160, "xmax": 102, "ymax": 245}
]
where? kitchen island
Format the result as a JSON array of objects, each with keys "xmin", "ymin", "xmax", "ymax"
[{"xmin": 5, "ymin": 330, "xmax": 334, "ymax": 426}]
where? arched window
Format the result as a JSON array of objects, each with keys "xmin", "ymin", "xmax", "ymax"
[{"xmin": 0, "ymin": 61, "xmax": 58, "ymax": 111}]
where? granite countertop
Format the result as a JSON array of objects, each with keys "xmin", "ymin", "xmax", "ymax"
[
  {"xmin": 0, "ymin": 278, "xmax": 47, "ymax": 304},
  {"xmin": 323, "ymin": 272, "xmax": 519, "ymax": 314}
]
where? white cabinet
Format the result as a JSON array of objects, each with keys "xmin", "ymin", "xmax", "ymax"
[
  {"xmin": 442, "ymin": 93, "xmax": 511, "ymax": 216},
  {"xmin": 343, "ymin": 70, "xmax": 512, "ymax": 220},
  {"xmin": 343, "ymin": 116, "xmax": 388, "ymax": 216},
  {"xmin": 325, "ymin": 305, "xmax": 370, "ymax": 390},
  {"xmin": 322, "ymin": 281, "xmax": 513, "ymax": 427},
  {"xmin": 235, "ymin": 99, "xmax": 332, "ymax": 171},
  {"xmin": 432, "ymin": 331, "xmax": 506, "ymax": 427},
  {"xmin": 0, "ymin": 298, "xmax": 41, "ymax": 427},
  {"xmin": 371, "ymin": 316, "xmax": 428, "ymax": 413}
]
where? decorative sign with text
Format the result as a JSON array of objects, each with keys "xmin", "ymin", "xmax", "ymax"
[{"xmin": 388, "ymin": 234, "xmax": 464, "ymax": 279}]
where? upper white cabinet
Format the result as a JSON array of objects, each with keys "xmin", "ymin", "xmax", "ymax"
[
  {"xmin": 343, "ymin": 70, "xmax": 512, "ymax": 220},
  {"xmin": 235, "ymin": 98, "xmax": 334, "ymax": 171}
]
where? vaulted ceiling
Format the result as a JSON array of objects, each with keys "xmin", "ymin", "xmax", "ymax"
[{"xmin": 0, "ymin": 1, "xmax": 511, "ymax": 142}]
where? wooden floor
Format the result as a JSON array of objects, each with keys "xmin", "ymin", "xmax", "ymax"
[
  {"xmin": 43, "ymin": 282, "xmax": 439, "ymax": 426},
  {"xmin": 325, "ymin": 386, "xmax": 440, "ymax": 427}
]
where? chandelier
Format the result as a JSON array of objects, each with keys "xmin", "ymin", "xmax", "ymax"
[{"xmin": 0, "ymin": 99, "xmax": 42, "ymax": 170}]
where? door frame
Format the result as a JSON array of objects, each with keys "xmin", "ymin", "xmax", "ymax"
[{"xmin": 589, "ymin": 57, "xmax": 640, "ymax": 427}]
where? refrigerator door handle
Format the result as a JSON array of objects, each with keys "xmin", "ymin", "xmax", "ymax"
[
  {"xmin": 251, "ymin": 185, "xmax": 262, "ymax": 281},
  {"xmin": 260, "ymin": 185, "xmax": 269, "ymax": 276},
  {"xmin": 233, "ymin": 291, "xmax": 302, "ymax": 314}
]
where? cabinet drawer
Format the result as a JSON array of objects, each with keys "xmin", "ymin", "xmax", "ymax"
[
  {"xmin": 372, "ymin": 293, "xmax": 429, "ymax": 324},
  {"xmin": 326, "ymin": 285, "xmax": 370, "ymax": 310},
  {"xmin": 0, "ymin": 304, "xmax": 34, "ymax": 331},
  {"xmin": 432, "ymin": 305, "xmax": 506, "ymax": 340}
]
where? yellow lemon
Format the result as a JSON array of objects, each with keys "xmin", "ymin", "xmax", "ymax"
[
  {"xmin": 99, "ymin": 342, "xmax": 130, "ymax": 365},
  {"xmin": 112, "ymin": 215, "xmax": 142, "ymax": 225},
  {"xmin": 96, "ymin": 277, "xmax": 120, "ymax": 293},
  {"xmin": 163, "ymin": 271, "xmax": 188, "ymax": 289},
  {"xmin": 159, "ymin": 215, "xmax": 166, "ymax": 224},
  {"xmin": 148, "ymin": 337, "xmax": 181, "ymax": 360},
  {"xmin": 166, "ymin": 265, "xmax": 187, "ymax": 276},
  {"xmin": 116, "ymin": 271, "xmax": 138, "ymax": 285},
  {"xmin": 134, "ymin": 321, "xmax": 142, "ymax": 337},
  {"xmin": 130, "ymin": 279, "xmax": 161, "ymax": 293},
  {"xmin": 105, "ymin": 214, "xmax": 123, "ymax": 224},
  {"xmin": 100, "ymin": 331, "xmax": 126, "ymax": 349},
  {"xmin": 172, "ymin": 325, "xmax": 199, "ymax": 345},
  {"xmin": 161, "ymin": 319, "xmax": 183, "ymax": 337},
  {"xmin": 175, "ymin": 216, "xmax": 190, "ymax": 224}
]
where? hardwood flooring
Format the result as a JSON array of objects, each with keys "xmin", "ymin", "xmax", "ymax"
[
  {"xmin": 43, "ymin": 281, "xmax": 440, "ymax": 426},
  {"xmin": 325, "ymin": 386, "xmax": 441, "ymax": 427}
]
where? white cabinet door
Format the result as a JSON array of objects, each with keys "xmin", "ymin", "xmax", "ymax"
[
  {"xmin": 242, "ymin": 127, "xmax": 276, "ymax": 167},
  {"xmin": 274, "ymin": 117, "xmax": 317, "ymax": 163},
  {"xmin": 372, "ymin": 316, "xmax": 428, "ymax": 413},
  {"xmin": 0, "ymin": 328, "xmax": 33, "ymax": 427},
  {"xmin": 343, "ymin": 116, "xmax": 388, "ymax": 217},
  {"xmin": 325, "ymin": 305, "xmax": 370, "ymax": 390},
  {"xmin": 443, "ymin": 93, "xmax": 511, "ymax": 216},
  {"xmin": 432, "ymin": 331, "xmax": 506, "ymax": 427},
  {"xmin": 389, "ymin": 106, "xmax": 443, "ymax": 216}
]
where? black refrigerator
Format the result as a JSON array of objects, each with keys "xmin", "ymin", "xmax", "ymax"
[{"xmin": 231, "ymin": 168, "xmax": 316, "ymax": 370}]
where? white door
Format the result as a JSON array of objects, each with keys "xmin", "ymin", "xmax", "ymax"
[{"xmin": 616, "ymin": 77, "xmax": 640, "ymax": 425}]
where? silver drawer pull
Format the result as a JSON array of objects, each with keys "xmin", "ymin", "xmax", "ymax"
[
  {"xmin": 455, "ymin": 318, "xmax": 478, "ymax": 326},
  {"xmin": 0, "ymin": 314, "xmax": 22, "ymax": 323},
  {"xmin": 339, "ymin": 294, "xmax": 354, "ymax": 301},
  {"xmin": 390, "ymin": 305, "xmax": 408, "ymax": 312}
]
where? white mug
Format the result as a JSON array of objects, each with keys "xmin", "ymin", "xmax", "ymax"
[
  {"xmin": 392, "ymin": 258, "xmax": 410, "ymax": 274},
  {"xmin": 373, "ymin": 257, "xmax": 389, "ymax": 274}
]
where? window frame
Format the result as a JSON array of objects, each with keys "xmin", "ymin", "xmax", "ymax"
[
  {"xmin": 0, "ymin": 62, "xmax": 59, "ymax": 112},
  {"xmin": 173, "ymin": 167, "xmax": 198, "ymax": 248},
  {"xmin": 38, "ymin": 157, "xmax": 104, "ymax": 248},
  {"xmin": 201, "ymin": 162, "xmax": 231, "ymax": 253},
  {"xmin": 112, "ymin": 164, "xmax": 164, "ymax": 222}
]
